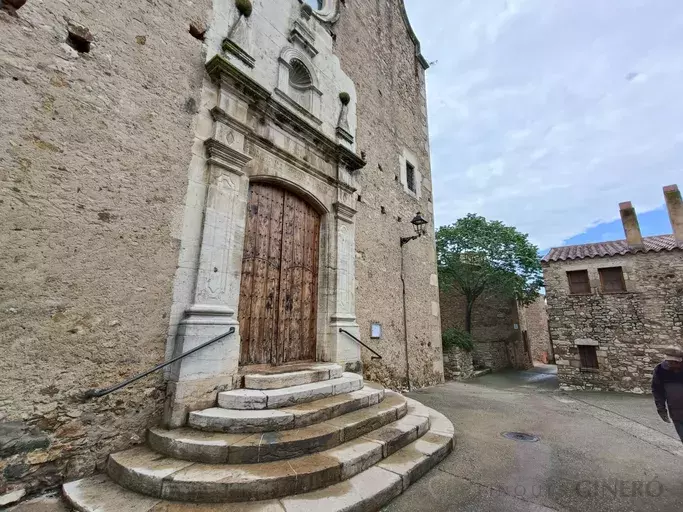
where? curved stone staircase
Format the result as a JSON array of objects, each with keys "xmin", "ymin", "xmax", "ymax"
[{"xmin": 64, "ymin": 364, "xmax": 454, "ymax": 511}]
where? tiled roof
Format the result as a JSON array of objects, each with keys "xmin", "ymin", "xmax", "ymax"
[{"xmin": 542, "ymin": 234, "xmax": 683, "ymax": 263}]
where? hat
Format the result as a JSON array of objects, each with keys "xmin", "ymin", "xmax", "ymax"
[{"xmin": 663, "ymin": 346, "xmax": 683, "ymax": 362}]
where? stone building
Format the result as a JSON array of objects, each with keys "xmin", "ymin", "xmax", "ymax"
[
  {"xmin": 439, "ymin": 289, "xmax": 547, "ymax": 379},
  {"xmin": 0, "ymin": 0, "xmax": 446, "ymax": 506},
  {"xmin": 543, "ymin": 185, "xmax": 683, "ymax": 392}
]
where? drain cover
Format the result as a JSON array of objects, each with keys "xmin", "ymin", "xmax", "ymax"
[{"xmin": 501, "ymin": 432, "xmax": 539, "ymax": 442}]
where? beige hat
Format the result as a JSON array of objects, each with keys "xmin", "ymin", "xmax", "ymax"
[{"xmin": 663, "ymin": 346, "xmax": 683, "ymax": 362}]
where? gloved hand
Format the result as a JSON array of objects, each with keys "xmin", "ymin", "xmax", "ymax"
[{"xmin": 658, "ymin": 409, "xmax": 671, "ymax": 423}]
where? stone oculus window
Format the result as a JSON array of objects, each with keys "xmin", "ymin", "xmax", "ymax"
[
  {"xmin": 567, "ymin": 269, "xmax": 590, "ymax": 295},
  {"xmin": 598, "ymin": 266, "xmax": 626, "ymax": 293},
  {"xmin": 302, "ymin": 0, "xmax": 340, "ymax": 22}
]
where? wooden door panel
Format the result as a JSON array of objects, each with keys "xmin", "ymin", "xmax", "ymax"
[{"xmin": 239, "ymin": 183, "xmax": 319, "ymax": 366}]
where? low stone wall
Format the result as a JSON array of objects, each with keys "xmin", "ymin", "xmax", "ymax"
[
  {"xmin": 472, "ymin": 341, "xmax": 510, "ymax": 372},
  {"xmin": 443, "ymin": 347, "xmax": 474, "ymax": 381}
]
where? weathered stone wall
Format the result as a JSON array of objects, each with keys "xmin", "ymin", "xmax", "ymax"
[
  {"xmin": 443, "ymin": 346, "xmax": 474, "ymax": 381},
  {"xmin": 0, "ymin": 0, "xmax": 209, "ymax": 499},
  {"xmin": 543, "ymin": 250, "xmax": 683, "ymax": 392},
  {"xmin": 440, "ymin": 287, "xmax": 532, "ymax": 371},
  {"xmin": 519, "ymin": 296, "xmax": 552, "ymax": 363},
  {"xmin": 334, "ymin": 1, "xmax": 444, "ymax": 389}
]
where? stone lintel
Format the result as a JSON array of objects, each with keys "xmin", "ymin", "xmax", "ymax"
[{"xmin": 574, "ymin": 338, "xmax": 599, "ymax": 346}]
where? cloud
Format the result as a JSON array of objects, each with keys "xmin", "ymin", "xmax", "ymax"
[{"xmin": 404, "ymin": 0, "xmax": 683, "ymax": 248}]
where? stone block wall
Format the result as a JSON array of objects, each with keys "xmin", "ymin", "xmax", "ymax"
[
  {"xmin": 0, "ymin": 0, "xmax": 209, "ymax": 499},
  {"xmin": 543, "ymin": 251, "xmax": 683, "ymax": 392},
  {"xmin": 334, "ymin": 1, "xmax": 444, "ymax": 389},
  {"xmin": 518, "ymin": 296, "xmax": 552, "ymax": 363},
  {"xmin": 440, "ymin": 287, "xmax": 532, "ymax": 371},
  {"xmin": 443, "ymin": 346, "xmax": 474, "ymax": 381}
]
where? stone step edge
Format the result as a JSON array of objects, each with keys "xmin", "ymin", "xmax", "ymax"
[
  {"xmin": 106, "ymin": 402, "xmax": 432, "ymax": 502},
  {"xmin": 149, "ymin": 392, "xmax": 407, "ymax": 464},
  {"xmin": 188, "ymin": 384, "xmax": 385, "ymax": 433},
  {"xmin": 63, "ymin": 405, "xmax": 455, "ymax": 512},
  {"xmin": 243, "ymin": 364, "xmax": 344, "ymax": 390},
  {"xmin": 218, "ymin": 373, "xmax": 364, "ymax": 410}
]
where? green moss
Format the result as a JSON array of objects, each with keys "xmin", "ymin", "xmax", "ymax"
[
  {"xmin": 339, "ymin": 92, "xmax": 351, "ymax": 105},
  {"xmin": 235, "ymin": 0, "xmax": 253, "ymax": 18}
]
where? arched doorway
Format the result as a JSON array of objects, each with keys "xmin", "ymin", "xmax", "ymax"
[{"xmin": 238, "ymin": 182, "xmax": 321, "ymax": 365}]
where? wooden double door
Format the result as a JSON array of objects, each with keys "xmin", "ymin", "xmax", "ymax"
[{"xmin": 238, "ymin": 183, "xmax": 321, "ymax": 365}]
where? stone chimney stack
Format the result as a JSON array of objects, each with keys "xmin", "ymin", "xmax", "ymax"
[
  {"xmin": 663, "ymin": 184, "xmax": 683, "ymax": 242},
  {"xmin": 619, "ymin": 201, "xmax": 644, "ymax": 249}
]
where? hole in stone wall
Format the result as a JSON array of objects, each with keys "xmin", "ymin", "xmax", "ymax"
[
  {"xmin": 66, "ymin": 22, "xmax": 94, "ymax": 53},
  {"xmin": 395, "ymin": 175, "xmax": 399, "ymax": 181},
  {"xmin": 357, "ymin": 195, "xmax": 362, "ymax": 202},
  {"xmin": 378, "ymin": 163, "xmax": 383, "ymax": 172},
  {"xmin": 397, "ymin": 216, "xmax": 402, "ymax": 222},
  {"xmin": 189, "ymin": 22, "xmax": 206, "ymax": 41},
  {"xmin": 381, "ymin": 206, "xmax": 386, "ymax": 214}
]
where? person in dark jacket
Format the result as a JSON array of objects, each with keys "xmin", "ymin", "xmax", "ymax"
[{"xmin": 652, "ymin": 346, "xmax": 683, "ymax": 442}]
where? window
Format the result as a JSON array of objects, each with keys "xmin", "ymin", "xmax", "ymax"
[
  {"xmin": 567, "ymin": 270, "xmax": 590, "ymax": 295},
  {"xmin": 599, "ymin": 267, "xmax": 626, "ymax": 293},
  {"xmin": 578, "ymin": 345, "xmax": 599, "ymax": 369},
  {"xmin": 406, "ymin": 162, "xmax": 416, "ymax": 193}
]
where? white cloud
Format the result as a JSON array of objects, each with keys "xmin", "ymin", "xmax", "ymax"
[{"xmin": 404, "ymin": 0, "xmax": 683, "ymax": 248}]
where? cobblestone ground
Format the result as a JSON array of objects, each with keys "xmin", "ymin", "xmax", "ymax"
[{"xmin": 388, "ymin": 364, "xmax": 683, "ymax": 512}]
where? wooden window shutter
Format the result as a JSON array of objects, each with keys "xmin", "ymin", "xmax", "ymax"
[
  {"xmin": 599, "ymin": 267, "xmax": 626, "ymax": 293},
  {"xmin": 578, "ymin": 345, "xmax": 599, "ymax": 369},
  {"xmin": 567, "ymin": 270, "xmax": 590, "ymax": 295}
]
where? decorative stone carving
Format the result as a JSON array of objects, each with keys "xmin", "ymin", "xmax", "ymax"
[{"xmin": 276, "ymin": 47, "xmax": 322, "ymax": 122}]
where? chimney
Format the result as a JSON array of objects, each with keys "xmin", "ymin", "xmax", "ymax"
[
  {"xmin": 663, "ymin": 184, "xmax": 683, "ymax": 242},
  {"xmin": 619, "ymin": 201, "xmax": 644, "ymax": 249}
]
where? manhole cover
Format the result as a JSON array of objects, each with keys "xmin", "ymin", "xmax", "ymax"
[{"xmin": 501, "ymin": 432, "xmax": 539, "ymax": 442}]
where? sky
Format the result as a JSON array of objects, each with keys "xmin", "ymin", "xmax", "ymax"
[{"xmin": 403, "ymin": 0, "xmax": 683, "ymax": 252}]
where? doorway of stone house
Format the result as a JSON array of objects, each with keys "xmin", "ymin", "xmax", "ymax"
[{"xmin": 238, "ymin": 182, "xmax": 321, "ymax": 366}]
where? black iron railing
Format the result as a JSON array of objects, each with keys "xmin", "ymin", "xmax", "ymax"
[
  {"xmin": 339, "ymin": 328, "xmax": 382, "ymax": 360},
  {"xmin": 83, "ymin": 327, "xmax": 236, "ymax": 399}
]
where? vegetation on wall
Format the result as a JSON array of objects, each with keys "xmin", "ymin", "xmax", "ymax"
[
  {"xmin": 437, "ymin": 214, "xmax": 543, "ymax": 333},
  {"xmin": 235, "ymin": 0, "xmax": 253, "ymax": 18},
  {"xmin": 442, "ymin": 327, "xmax": 474, "ymax": 352}
]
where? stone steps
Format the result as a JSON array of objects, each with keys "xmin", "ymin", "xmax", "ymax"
[
  {"xmin": 188, "ymin": 384, "xmax": 385, "ymax": 433},
  {"xmin": 217, "ymin": 373, "xmax": 363, "ymax": 410},
  {"xmin": 107, "ymin": 410, "xmax": 430, "ymax": 503},
  {"xmin": 63, "ymin": 406, "xmax": 454, "ymax": 512},
  {"xmin": 243, "ymin": 363, "xmax": 343, "ymax": 390},
  {"xmin": 149, "ymin": 392, "xmax": 407, "ymax": 463}
]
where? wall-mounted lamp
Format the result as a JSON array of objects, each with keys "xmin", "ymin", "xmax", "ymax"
[{"xmin": 400, "ymin": 212, "xmax": 428, "ymax": 246}]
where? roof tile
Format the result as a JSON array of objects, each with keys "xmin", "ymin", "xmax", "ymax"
[{"xmin": 542, "ymin": 234, "xmax": 683, "ymax": 262}]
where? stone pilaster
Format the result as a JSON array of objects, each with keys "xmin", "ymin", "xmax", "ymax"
[{"xmin": 164, "ymin": 140, "xmax": 251, "ymax": 428}]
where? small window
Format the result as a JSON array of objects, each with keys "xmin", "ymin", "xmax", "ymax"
[
  {"xmin": 567, "ymin": 270, "xmax": 590, "ymax": 295},
  {"xmin": 578, "ymin": 345, "xmax": 599, "ymax": 369},
  {"xmin": 599, "ymin": 267, "xmax": 626, "ymax": 293},
  {"xmin": 406, "ymin": 162, "xmax": 416, "ymax": 193}
]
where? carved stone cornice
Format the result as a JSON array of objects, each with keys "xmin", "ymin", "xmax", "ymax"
[
  {"xmin": 205, "ymin": 55, "xmax": 366, "ymax": 173},
  {"xmin": 204, "ymin": 138, "xmax": 252, "ymax": 175},
  {"xmin": 334, "ymin": 202, "xmax": 357, "ymax": 223}
]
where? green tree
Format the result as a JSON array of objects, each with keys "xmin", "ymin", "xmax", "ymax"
[{"xmin": 436, "ymin": 214, "xmax": 543, "ymax": 334}]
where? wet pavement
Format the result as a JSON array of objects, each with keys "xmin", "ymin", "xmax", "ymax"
[{"xmin": 387, "ymin": 364, "xmax": 683, "ymax": 512}]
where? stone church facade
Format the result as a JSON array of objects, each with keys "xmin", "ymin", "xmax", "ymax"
[
  {"xmin": 543, "ymin": 185, "xmax": 683, "ymax": 393},
  {"xmin": 0, "ymin": 0, "xmax": 442, "ymax": 500}
]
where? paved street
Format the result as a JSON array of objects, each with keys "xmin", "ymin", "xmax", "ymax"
[{"xmin": 389, "ymin": 365, "xmax": 683, "ymax": 512}]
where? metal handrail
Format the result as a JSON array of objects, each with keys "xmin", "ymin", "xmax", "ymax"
[
  {"xmin": 339, "ymin": 328, "xmax": 382, "ymax": 360},
  {"xmin": 82, "ymin": 327, "xmax": 236, "ymax": 399}
]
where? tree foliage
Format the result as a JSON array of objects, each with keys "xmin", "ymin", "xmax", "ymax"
[{"xmin": 436, "ymin": 214, "xmax": 543, "ymax": 333}]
